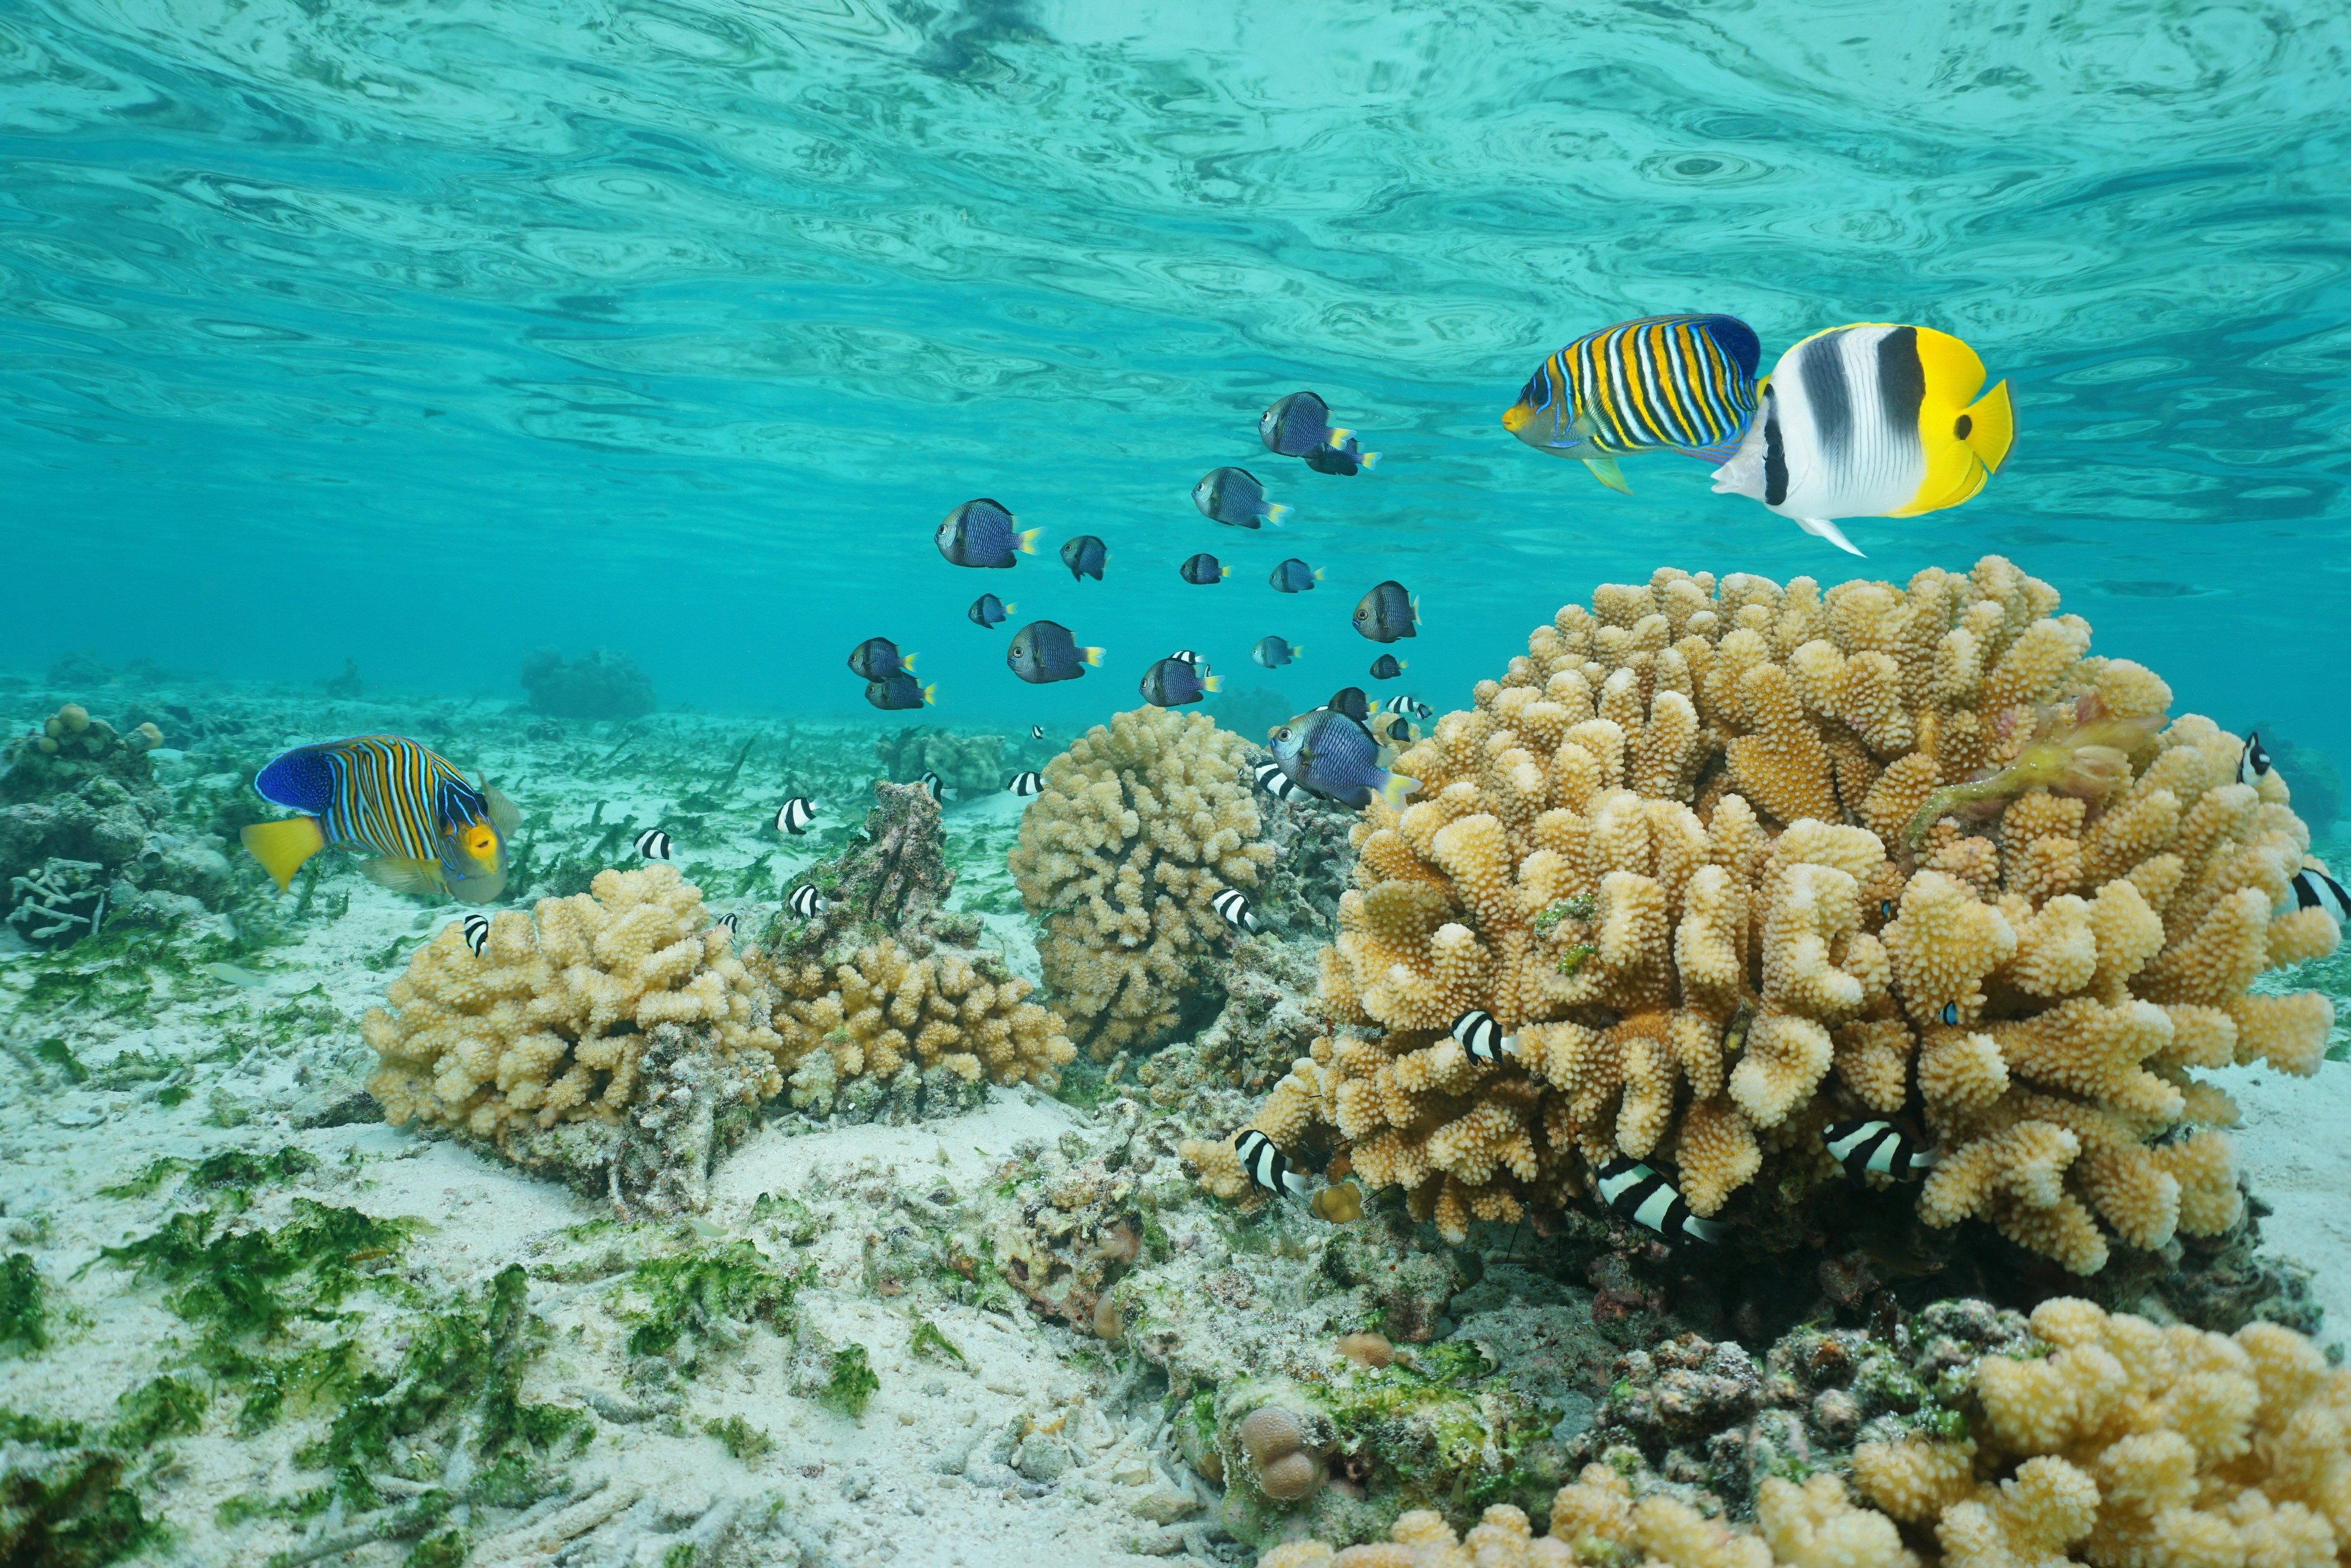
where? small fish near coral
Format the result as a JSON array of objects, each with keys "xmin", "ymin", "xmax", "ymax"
[
  {"xmin": 917, "ymin": 769, "xmax": 946, "ymax": 801},
  {"xmin": 1449, "ymin": 1008, "xmax": 1513, "ymax": 1064},
  {"xmin": 239, "ymin": 735, "xmax": 519, "ymax": 902},
  {"xmin": 1059, "ymin": 533, "xmax": 1106, "ymax": 581},
  {"xmin": 1365, "ymin": 710, "xmax": 1417, "ymax": 751},
  {"xmin": 1709, "ymin": 322, "xmax": 2015, "ymax": 557},
  {"xmin": 633, "ymin": 828, "xmax": 673, "ymax": 861},
  {"xmin": 1368, "ymin": 654, "xmax": 1406, "ymax": 681},
  {"xmin": 1352, "ymin": 580, "xmax": 1417, "ymax": 642},
  {"xmin": 936, "ymin": 497, "xmax": 1041, "ymax": 568},
  {"xmin": 1252, "ymin": 760, "xmax": 1311, "ymax": 804},
  {"xmin": 1029, "ymin": 724, "xmax": 1044, "ymax": 740},
  {"xmin": 1502, "ymin": 313, "xmax": 1762, "ymax": 493},
  {"xmin": 1251, "ymin": 636, "xmax": 1299, "ymax": 669},
  {"xmin": 1007, "ymin": 620, "xmax": 1101, "ymax": 684},
  {"xmin": 2292, "ymin": 860, "xmax": 2351, "ymax": 924},
  {"xmin": 1179, "ymin": 553, "xmax": 1228, "ymax": 585},
  {"xmin": 1210, "ymin": 887, "xmax": 1259, "ymax": 935},
  {"xmin": 1233, "ymin": 1130, "xmax": 1310, "ymax": 1198},
  {"xmin": 1267, "ymin": 558, "xmax": 1321, "ymax": 594},
  {"xmin": 1268, "ymin": 707, "xmax": 1416, "ymax": 809},
  {"xmin": 1324, "ymin": 686, "xmax": 1370, "ymax": 722},
  {"xmin": 1821, "ymin": 1119, "xmax": 1940, "ymax": 1182},
  {"xmin": 1193, "ymin": 466, "xmax": 1288, "ymax": 528},
  {"xmin": 1006, "ymin": 770, "xmax": 1044, "ymax": 797},
  {"xmin": 847, "ymin": 636, "xmax": 912, "ymax": 681},
  {"xmin": 1139, "ymin": 656, "xmax": 1220, "ymax": 708},
  {"xmin": 1381, "ymin": 694, "xmax": 1432, "ymax": 721},
  {"xmin": 716, "ymin": 912, "xmax": 740, "ymax": 934},
  {"xmin": 1594, "ymin": 1157, "xmax": 1726, "ymax": 1244},
  {"xmin": 461, "ymin": 911, "xmax": 490, "ymax": 957},
  {"xmin": 1168, "ymin": 648, "xmax": 1205, "ymax": 667},
  {"xmin": 773, "ymin": 797, "xmax": 816, "ymax": 835},
  {"xmin": 966, "ymin": 592, "xmax": 1014, "ymax": 628},
  {"xmin": 787, "ymin": 884, "xmax": 827, "ymax": 918},
  {"xmin": 2239, "ymin": 730, "xmax": 2271, "ymax": 786},
  {"xmin": 865, "ymin": 672, "xmax": 936, "ymax": 710}
]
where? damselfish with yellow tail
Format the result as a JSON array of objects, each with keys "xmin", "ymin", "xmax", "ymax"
[{"xmin": 239, "ymin": 735, "xmax": 519, "ymax": 902}]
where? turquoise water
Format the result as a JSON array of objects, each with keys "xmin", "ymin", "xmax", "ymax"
[{"xmin": 4, "ymin": 1, "xmax": 2347, "ymax": 759}]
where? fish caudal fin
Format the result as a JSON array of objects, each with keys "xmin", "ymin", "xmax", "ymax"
[
  {"xmin": 1016, "ymin": 528, "xmax": 1043, "ymax": 554},
  {"xmin": 359, "ymin": 857, "xmax": 448, "ymax": 898},
  {"xmin": 1357, "ymin": 451, "xmax": 1379, "ymax": 470},
  {"xmin": 1218, "ymin": 568, "xmax": 1229, "ymax": 579},
  {"xmin": 1312, "ymin": 569, "xmax": 1324, "ymax": 581},
  {"xmin": 1264, "ymin": 504, "xmax": 1289, "ymax": 526},
  {"xmin": 1003, "ymin": 601, "xmax": 1016, "ymax": 614},
  {"xmin": 1375, "ymin": 771, "xmax": 1420, "ymax": 811},
  {"xmin": 239, "ymin": 816, "xmax": 326, "ymax": 892},
  {"xmin": 1583, "ymin": 453, "xmax": 1632, "ymax": 495},
  {"xmin": 1797, "ymin": 517, "xmax": 1867, "ymax": 557},
  {"xmin": 1962, "ymin": 379, "xmax": 2015, "ymax": 474},
  {"xmin": 1202, "ymin": 674, "xmax": 1223, "ymax": 693},
  {"xmin": 922, "ymin": 683, "xmax": 938, "ymax": 705},
  {"xmin": 1328, "ymin": 427, "xmax": 1352, "ymax": 446},
  {"xmin": 1081, "ymin": 647, "xmax": 1104, "ymax": 667},
  {"xmin": 902, "ymin": 653, "xmax": 918, "ymax": 672}
]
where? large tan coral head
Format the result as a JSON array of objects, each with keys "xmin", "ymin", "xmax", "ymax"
[{"xmin": 240, "ymin": 735, "xmax": 518, "ymax": 901}]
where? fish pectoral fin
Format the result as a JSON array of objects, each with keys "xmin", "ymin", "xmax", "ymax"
[
  {"xmin": 239, "ymin": 816, "xmax": 326, "ymax": 892},
  {"xmin": 359, "ymin": 857, "xmax": 449, "ymax": 897},
  {"xmin": 1794, "ymin": 516, "xmax": 1867, "ymax": 557},
  {"xmin": 1583, "ymin": 452, "xmax": 1633, "ymax": 495},
  {"xmin": 482, "ymin": 784, "xmax": 520, "ymax": 834}
]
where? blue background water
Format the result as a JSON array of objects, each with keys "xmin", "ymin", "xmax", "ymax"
[{"xmin": 3, "ymin": 1, "xmax": 2345, "ymax": 778}]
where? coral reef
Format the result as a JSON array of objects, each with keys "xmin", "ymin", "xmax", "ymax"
[
  {"xmin": 1234, "ymin": 558, "xmax": 2334, "ymax": 1271},
  {"xmin": 3, "ymin": 703, "xmax": 163, "ymax": 799},
  {"xmin": 747, "ymin": 781, "xmax": 1074, "ymax": 1116},
  {"xmin": 1254, "ymin": 763, "xmax": 1362, "ymax": 937},
  {"xmin": 874, "ymin": 726, "xmax": 1008, "ymax": 798},
  {"xmin": 520, "ymin": 647, "xmax": 658, "ymax": 720},
  {"xmin": 1010, "ymin": 705, "xmax": 1275, "ymax": 1056},
  {"xmin": 362, "ymin": 863, "xmax": 782, "ymax": 1212},
  {"xmin": 6, "ymin": 857, "xmax": 110, "ymax": 948}
]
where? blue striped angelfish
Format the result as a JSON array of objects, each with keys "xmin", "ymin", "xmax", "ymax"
[
  {"xmin": 241, "ymin": 736, "xmax": 518, "ymax": 902},
  {"xmin": 1502, "ymin": 313, "xmax": 1763, "ymax": 494}
]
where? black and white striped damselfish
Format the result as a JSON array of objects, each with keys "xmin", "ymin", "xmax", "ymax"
[
  {"xmin": 1233, "ymin": 1130, "xmax": 1310, "ymax": 1198},
  {"xmin": 936, "ymin": 498, "xmax": 1041, "ymax": 568},
  {"xmin": 1180, "ymin": 553, "xmax": 1228, "ymax": 585},
  {"xmin": 787, "ymin": 885, "xmax": 826, "ymax": 918},
  {"xmin": 774, "ymin": 797, "xmax": 816, "ymax": 835},
  {"xmin": 2292, "ymin": 861, "xmax": 2351, "ymax": 924},
  {"xmin": 1007, "ymin": 771, "xmax": 1044, "ymax": 797},
  {"xmin": 1594, "ymin": 1156, "xmax": 1727, "ymax": 1244},
  {"xmin": 2239, "ymin": 731, "xmax": 2272, "ymax": 787},
  {"xmin": 1503, "ymin": 314, "xmax": 1762, "ymax": 495},
  {"xmin": 634, "ymin": 828, "xmax": 673, "ymax": 860},
  {"xmin": 1382, "ymin": 695, "xmax": 1433, "ymax": 721},
  {"xmin": 1449, "ymin": 1009, "xmax": 1513, "ymax": 1064},
  {"xmin": 241, "ymin": 735, "xmax": 519, "ymax": 901},
  {"xmin": 1822, "ymin": 1120, "xmax": 1940, "ymax": 1181},
  {"xmin": 462, "ymin": 912, "xmax": 490, "ymax": 957},
  {"xmin": 918, "ymin": 770, "xmax": 945, "ymax": 800},
  {"xmin": 717, "ymin": 912, "xmax": 740, "ymax": 934},
  {"xmin": 1211, "ymin": 887, "xmax": 1258, "ymax": 934},
  {"xmin": 1253, "ymin": 760, "xmax": 1311, "ymax": 803}
]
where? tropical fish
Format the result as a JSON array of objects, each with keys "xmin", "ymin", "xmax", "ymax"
[
  {"xmin": 1308, "ymin": 1183, "xmax": 1363, "ymax": 1223},
  {"xmin": 1269, "ymin": 558, "xmax": 1321, "ymax": 593},
  {"xmin": 1449, "ymin": 1009, "xmax": 1513, "ymax": 1064},
  {"xmin": 1233, "ymin": 1130, "xmax": 1310, "ymax": 1198},
  {"xmin": 1368, "ymin": 655, "xmax": 1406, "ymax": 681},
  {"xmin": 1594, "ymin": 1156, "xmax": 1727, "ymax": 1244},
  {"xmin": 1503, "ymin": 313, "xmax": 1763, "ymax": 494},
  {"xmin": 2239, "ymin": 731, "xmax": 2271, "ymax": 786},
  {"xmin": 1365, "ymin": 710, "xmax": 1417, "ymax": 751},
  {"xmin": 1060, "ymin": 534, "xmax": 1107, "ymax": 581},
  {"xmin": 1169, "ymin": 648, "xmax": 1206, "ymax": 667},
  {"xmin": 1007, "ymin": 621, "xmax": 1101, "ymax": 684},
  {"xmin": 1253, "ymin": 637, "xmax": 1300, "ymax": 669},
  {"xmin": 1269, "ymin": 708, "xmax": 1417, "ymax": 809},
  {"xmin": 240, "ymin": 735, "xmax": 519, "ymax": 902},
  {"xmin": 848, "ymin": 637, "xmax": 912, "ymax": 681},
  {"xmin": 462, "ymin": 912, "xmax": 490, "ymax": 957},
  {"xmin": 1179, "ymin": 553, "xmax": 1228, "ymax": 585},
  {"xmin": 1709, "ymin": 323, "xmax": 2015, "ymax": 558},
  {"xmin": 918, "ymin": 770, "xmax": 945, "ymax": 800},
  {"xmin": 1141, "ymin": 656, "xmax": 1221, "ymax": 708},
  {"xmin": 1353, "ymin": 581, "xmax": 1417, "ymax": 643},
  {"xmin": 200, "ymin": 961, "xmax": 266, "ymax": 987},
  {"xmin": 936, "ymin": 498, "xmax": 1041, "ymax": 568},
  {"xmin": 1253, "ymin": 760, "xmax": 1312, "ymax": 803},
  {"xmin": 1937, "ymin": 1000, "xmax": 1960, "ymax": 1026},
  {"xmin": 788, "ymin": 885, "xmax": 827, "ymax": 918},
  {"xmin": 1324, "ymin": 687, "xmax": 1370, "ymax": 722},
  {"xmin": 634, "ymin": 828, "xmax": 673, "ymax": 861},
  {"xmin": 866, "ymin": 673, "xmax": 935, "ymax": 710},
  {"xmin": 2292, "ymin": 861, "xmax": 2351, "ymax": 924},
  {"xmin": 1822, "ymin": 1119, "xmax": 1941, "ymax": 1181},
  {"xmin": 967, "ymin": 593, "xmax": 1014, "ymax": 629},
  {"xmin": 1211, "ymin": 887, "xmax": 1259, "ymax": 934},
  {"xmin": 1382, "ymin": 695, "xmax": 1433, "ymax": 721},
  {"xmin": 717, "ymin": 912, "xmax": 739, "ymax": 934},
  {"xmin": 1030, "ymin": 724, "xmax": 1045, "ymax": 740},
  {"xmin": 1193, "ymin": 467, "xmax": 1288, "ymax": 528},
  {"xmin": 774, "ymin": 798, "xmax": 817, "ymax": 835},
  {"xmin": 1259, "ymin": 391, "xmax": 1346, "ymax": 457},
  {"xmin": 1007, "ymin": 771, "xmax": 1044, "ymax": 797},
  {"xmin": 1303, "ymin": 442, "xmax": 1374, "ymax": 476}
]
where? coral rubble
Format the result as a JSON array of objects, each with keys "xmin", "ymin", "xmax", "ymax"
[
  {"xmin": 1009, "ymin": 705, "xmax": 1275, "ymax": 1056},
  {"xmin": 1232, "ymin": 558, "xmax": 2334, "ymax": 1270}
]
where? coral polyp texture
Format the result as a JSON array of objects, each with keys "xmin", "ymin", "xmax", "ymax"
[
  {"xmin": 1243, "ymin": 557, "xmax": 2334, "ymax": 1264},
  {"xmin": 1008, "ymin": 705, "xmax": 1274, "ymax": 1057},
  {"xmin": 362, "ymin": 862, "xmax": 783, "ymax": 1208}
]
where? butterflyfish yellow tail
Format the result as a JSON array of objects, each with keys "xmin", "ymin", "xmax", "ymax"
[
  {"xmin": 1016, "ymin": 528, "xmax": 1043, "ymax": 554},
  {"xmin": 1202, "ymin": 673, "xmax": 1223, "ymax": 693},
  {"xmin": 1960, "ymin": 379, "xmax": 2014, "ymax": 474},
  {"xmin": 241, "ymin": 816, "xmax": 326, "ymax": 892},
  {"xmin": 1080, "ymin": 647, "xmax": 1104, "ymax": 667}
]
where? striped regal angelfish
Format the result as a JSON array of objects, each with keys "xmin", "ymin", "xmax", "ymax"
[
  {"xmin": 240, "ymin": 736, "xmax": 518, "ymax": 902},
  {"xmin": 1592, "ymin": 1155, "xmax": 1727, "ymax": 1244},
  {"xmin": 1709, "ymin": 322, "xmax": 2015, "ymax": 558},
  {"xmin": 1502, "ymin": 313, "xmax": 1764, "ymax": 494}
]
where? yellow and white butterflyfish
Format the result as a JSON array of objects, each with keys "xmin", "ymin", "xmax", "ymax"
[{"xmin": 1708, "ymin": 322, "xmax": 2014, "ymax": 557}]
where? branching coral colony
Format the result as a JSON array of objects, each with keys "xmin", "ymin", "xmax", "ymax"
[{"xmin": 1227, "ymin": 557, "xmax": 2334, "ymax": 1269}]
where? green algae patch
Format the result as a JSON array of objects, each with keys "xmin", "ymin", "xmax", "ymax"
[
  {"xmin": 0, "ymin": 1444, "xmax": 167, "ymax": 1567},
  {"xmin": 819, "ymin": 1343, "xmax": 879, "ymax": 1418},
  {"xmin": 616, "ymin": 1238, "xmax": 806, "ymax": 1362},
  {"xmin": 1, "ymin": 1252, "xmax": 50, "ymax": 1354},
  {"xmin": 907, "ymin": 1316, "xmax": 966, "ymax": 1365},
  {"xmin": 702, "ymin": 1413, "xmax": 776, "ymax": 1462}
]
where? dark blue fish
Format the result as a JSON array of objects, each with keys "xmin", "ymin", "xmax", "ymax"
[
  {"xmin": 936, "ymin": 498, "xmax": 1043, "ymax": 568},
  {"xmin": 866, "ymin": 673, "xmax": 935, "ymax": 710},
  {"xmin": 1140, "ymin": 657, "xmax": 1221, "ymax": 708},
  {"xmin": 1261, "ymin": 391, "xmax": 1343, "ymax": 457},
  {"xmin": 1193, "ymin": 467, "xmax": 1288, "ymax": 528},
  {"xmin": 1180, "ymin": 553, "xmax": 1228, "ymax": 585},
  {"xmin": 1252, "ymin": 636, "xmax": 1299, "ymax": 669},
  {"xmin": 967, "ymin": 593, "xmax": 1014, "ymax": 628},
  {"xmin": 1269, "ymin": 558, "xmax": 1321, "ymax": 593},
  {"xmin": 1353, "ymin": 580, "xmax": 1418, "ymax": 643},
  {"xmin": 1269, "ymin": 708, "xmax": 1417, "ymax": 810},
  {"xmin": 1060, "ymin": 534, "xmax": 1107, "ymax": 581},
  {"xmin": 1368, "ymin": 655, "xmax": 1406, "ymax": 681},
  {"xmin": 1325, "ymin": 686, "xmax": 1370, "ymax": 722},
  {"xmin": 1304, "ymin": 440, "xmax": 1374, "ymax": 476},
  {"xmin": 1007, "ymin": 621, "xmax": 1102, "ymax": 685},
  {"xmin": 848, "ymin": 637, "xmax": 912, "ymax": 680}
]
